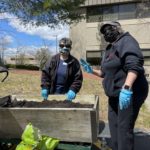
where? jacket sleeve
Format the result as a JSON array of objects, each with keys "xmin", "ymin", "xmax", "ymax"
[
  {"xmin": 100, "ymin": 52, "xmax": 106, "ymax": 78},
  {"xmin": 118, "ymin": 36, "xmax": 144, "ymax": 75},
  {"xmin": 69, "ymin": 60, "xmax": 83, "ymax": 93},
  {"xmin": 41, "ymin": 58, "xmax": 51, "ymax": 89}
]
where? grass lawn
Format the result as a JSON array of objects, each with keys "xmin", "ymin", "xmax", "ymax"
[{"xmin": 0, "ymin": 69, "xmax": 150, "ymax": 130}]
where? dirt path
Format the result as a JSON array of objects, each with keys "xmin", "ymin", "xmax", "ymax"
[{"xmin": 10, "ymin": 69, "xmax": 41, "ymax": 76}]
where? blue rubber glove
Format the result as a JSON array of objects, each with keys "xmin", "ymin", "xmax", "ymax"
[
  {"xmin": 79, "ymin": 58, "xmax": 93, "ymax": 74},
  {"xmin": 66, "ymin": 90, "xmax": 76, "ymax": 101},
  {"xmin": 41, "ymin": 88, "xmax": 48, "ymax": 100},
  {"xmin": 119, "ymin": 89, "xmax": 133, "ymax": 110}
]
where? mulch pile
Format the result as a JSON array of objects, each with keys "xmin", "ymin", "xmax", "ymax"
[{"xmin": 0, "ymin": 95, "xmax": 93, "ymax": 108}]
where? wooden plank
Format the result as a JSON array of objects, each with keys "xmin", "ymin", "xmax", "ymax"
[
  {"xmin": 56, "ymin": 143, "xmax": 91, "ymax": 150},
  {"xmin": 90, "ymin": 96, "xmax": 99, "ymax": 143},
  {"xmin": 95, "ymin": 96, "xmax": 100, "ymax": 135},
  {"xmin": 0, "ymin": 95, "xmax": 99, "ymax": 143}
]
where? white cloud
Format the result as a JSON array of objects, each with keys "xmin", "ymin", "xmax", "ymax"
[
  {"xmin": 1, "ymin": 13, "xmax": 70, "ymax": 41},
  {"xmin": 0, "ymin": 13, "xmax": 15, "ymax": 20},
  {"xmin": 0, "ymin": 35, "xmax": 14, "ymax": 44},
  {"xmin": 5, "ymin": 45, "xmax": 57, "ymax": 58}
]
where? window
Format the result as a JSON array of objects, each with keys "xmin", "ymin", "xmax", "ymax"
[
  {"xmin": 29, "ymin": 58, "xmax": 34, "ymax": 60},
  {"xmin": 103, "ymin": 5, "xmax": 118, "ymax": 21},
  {"xmin": 11, "ymin": 58, "xmax": 15, "ymax": 60},
  {"xmin": 87, "ymin": 7, "xmax": 103, "ymax": 22},
  {"xmin": 86, "ymin": 51, "xmax": 103, "ymax": 65},
  {"xmin": 142, "ymin": 49, "xmax": 150, "ymax": 58},
  {"xmin": 119, "ymin": 3, "xmax": 136, "ymax": 20},
  {"xmin": 136, "ymin": 3, "xmax": 150, "ymax": 18},
  {"xmin": 141, "ymin": 49, "xmax": 150, "ymax": 65},
  {"xmin": 86, "ymin": 2, "xmax": 150, "ymax": 23}
]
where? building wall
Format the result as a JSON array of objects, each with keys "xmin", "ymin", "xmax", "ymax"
[
  {"xmin": 70, "ymin": 1, "xmax": 150, "ymax": 65},
  {"xmin": 70, "ymin": 8, "xmax": 87, "ymax": 59},
  {"xmin": 6, "ymin": 57, "xmax": 37, "ymax": 65}
]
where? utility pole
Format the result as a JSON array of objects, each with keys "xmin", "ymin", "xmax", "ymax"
[
  {"xmin": 56, "ymin": 35, "xmax": 58, "ymax": 53},
  {"xmin": 52, "ymin": 35, "xmax": 58, "ymax": 54}
]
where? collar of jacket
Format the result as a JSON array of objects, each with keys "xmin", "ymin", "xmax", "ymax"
[{"xmin": 53, "ymin": 53, "xmax": 76, "ymax": 65}]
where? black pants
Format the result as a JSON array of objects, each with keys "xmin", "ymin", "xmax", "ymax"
[{"xmin": 108, "ymin": 95, "xmax": 145, "ymax": 150}]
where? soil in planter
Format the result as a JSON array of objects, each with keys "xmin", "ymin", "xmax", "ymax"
[
  {"xmin": 0, "ymin": 95, "xmax": 94, "ymax": 108},
  {"xmin": 0, "ymin": 143, "xmax": 17, "ymax": 150}
]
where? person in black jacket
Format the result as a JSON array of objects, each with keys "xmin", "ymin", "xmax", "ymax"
[
  {"xmin": 41, "ymin": 37, "xmax": 83, "ymax": 101},
  {"xmin": 80, "ymin": 21, "xmax": 148, "ymax": 150}
]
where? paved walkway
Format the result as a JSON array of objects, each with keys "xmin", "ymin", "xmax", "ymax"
[{"xmin": 83, "ymin": 72, "xmax": 100, "ymax": 80}]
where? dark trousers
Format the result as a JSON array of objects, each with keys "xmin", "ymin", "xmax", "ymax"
[{"xmin": 108, "ymin": 96, "xmax": 145, "ymax": 150}]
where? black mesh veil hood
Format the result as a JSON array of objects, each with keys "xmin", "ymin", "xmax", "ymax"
[
  {"xmin": 100, "ymin": 21, "xmax": 121, "ymax": 34},
  {"xmin": 59, "ymin": 38, "xmax": 72, "ymax": 46}
]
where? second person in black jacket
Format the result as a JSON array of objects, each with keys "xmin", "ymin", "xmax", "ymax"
[
  {"xmin": 80, "ymin": 21, "xmax": 148, "ymax": 150},
  {"xmin": 41, "ymin": 37, "xmax": 83, "ymax": 101}
]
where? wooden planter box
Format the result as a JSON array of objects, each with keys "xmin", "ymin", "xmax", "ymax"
[{"xmin": 0, "ymin": 95, "xmax": 99, "ymax": 143}]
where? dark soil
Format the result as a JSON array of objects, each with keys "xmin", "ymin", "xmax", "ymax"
[
  {"xmin": 0, "ymin": 143, "xmax": 17, "ymax": 150},
  {"xmin": 0, "ymin": 95, "xmax": 93, "ymax": 108}
]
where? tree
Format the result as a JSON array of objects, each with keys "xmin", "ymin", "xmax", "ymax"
[
  {"xmin": 0, "ymin": 36, "xmax": 12, "ymax": 64},
  {"xmin": 16, "ymin": 52, "xmax": 26, "ymax": 65},
  {"xmin": 35, "ymin": 47, "xmax": 51, "ymax": 69},
  {"xmin": 0, "ymin": 0, "xmax": 86, "ymax": 27}
]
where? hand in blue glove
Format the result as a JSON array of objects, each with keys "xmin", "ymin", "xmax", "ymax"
[
  {"xmin": 66, "ymin": 90, "xmax": 76, "ymax": 101},
  {"xmin": 41, "ymin": 88, "xmax": 48, "ymax": 100},
  {"xmin": 79, "ymin": 58, "xmax": 93, "ymax": 74},
  {"xmin": 119, "ymin": 89, "xmax": 133, "ymax": 110}
]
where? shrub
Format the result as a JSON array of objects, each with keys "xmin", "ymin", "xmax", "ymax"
[{"xmin": 6, "ymin": 64, "xmax": 39, "ymax": 70}]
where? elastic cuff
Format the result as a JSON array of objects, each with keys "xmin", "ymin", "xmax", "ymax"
[
  {"xmin": 69, "ymin": 88, "xmax": 77, "ymax": 94},
  {"xmin": 128, "ymin": 70, "xmax": 138, "ymax": 75}
]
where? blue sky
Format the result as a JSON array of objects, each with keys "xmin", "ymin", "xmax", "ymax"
[
  {"xmin": 0, "ymin": 13, "xmax": 69, "ymax": 57},
  {"xmin": 0, "ymin": 20, "xmax": 46, "ymax": 47}
]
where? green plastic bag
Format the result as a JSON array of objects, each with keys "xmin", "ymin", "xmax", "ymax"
[
  {"xmin": 16, "ymin": 123, "xmax": 59, "ymax": 150},
  {"xmin": 37, "ymin": 135, "xmax": 59, "ymax": 150},
  {"xmin": 21, "ymin": 123, "xmax": 41, "ymax": 147},
  {"xmin": 16, "ymin": 141, "xmax": 34, "ymax": 150}
]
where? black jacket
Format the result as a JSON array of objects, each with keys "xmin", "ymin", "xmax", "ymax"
[
  {"xmin": 101, "ymin": 32, "xmax": 148, "ymax": 99},
  {"xmin": 41, "ymin": 53, "xmax": 83, "ymax": 94}
]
